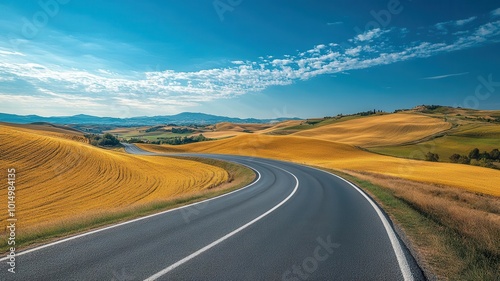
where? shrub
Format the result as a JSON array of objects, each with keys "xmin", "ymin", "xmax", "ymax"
[
  {"xmin": 489, "ymin": 149, "xmax": 500, "ymax": 161},
  {"xmin": 425, "ymin": 152, "xmax": 439, "ymax": 162},
  {"xmin": 449, "ymin": 154, "xmax": 461, "ymax": 163},
  {"xmin": 468, "ymin": 148, "xmax": 480, "ymax": 160}
]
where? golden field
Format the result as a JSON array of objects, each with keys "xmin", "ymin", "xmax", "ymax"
[
  {"xmin": 292, "ymin": 113, "xmax": 451, "ymax": 147},
  {"xmin": 199, "ymin": 122, "xmax": 274, "ymax": 139},
  {"xmin": 200, "ymin": 121, "xmax": 303, "ymax": 138},
  {"xmin": 0, "ymin": 124, "xmax": 229, "ymax": 231},
  {"xmin": 139, "ymin": 133, "xmax": 500, "ymax": 196}
]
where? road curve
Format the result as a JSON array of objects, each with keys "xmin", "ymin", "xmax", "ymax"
[{"xmin": 0, "ymin": 144, "xmax": 425, "ymax": 280}]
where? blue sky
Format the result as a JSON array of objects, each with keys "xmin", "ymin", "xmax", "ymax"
[{"xmin": 0, "ymin": 0, "xmax": 499, "ymax": 118}]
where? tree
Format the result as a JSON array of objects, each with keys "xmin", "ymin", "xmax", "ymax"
[
  {"xmin": 425, "ymin": 152, "xmax": 439, "ymax": 162},
  {"xmin": 490, "ymin": 149, "xmax": 500, "ymax": 161},
  {"xmin": 449, "ymin": 154, "xmax": 461, "ymax": 163},
  {"xmin": 479, "ymin": 151, "xmax": 491, "ymax": 160},
  {"xmin": 468, "ymin": 148, "xmax": 480, "ymax": 160},
  {"xmin": 99, "ymin": 133, "xmax": 120, "ymax": 146},
  {"xmin": 458, "ymin": 155, "xmax": 470, "ymax": 164}
]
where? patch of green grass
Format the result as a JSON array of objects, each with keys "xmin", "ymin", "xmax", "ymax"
[
  {"xmin": 1, "ymin": 158, "xmax": 255, "ymax": 253},
  {"xmin": 370, "ymin": 135, "xmax": 500, "ymax": 162}
]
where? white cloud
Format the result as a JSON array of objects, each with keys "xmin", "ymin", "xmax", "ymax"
[
  {"xmin": 0, "ymin": 49, "xmax": 25, "ymax": 56},
  {"xmin": 354, "ymin": 28, "xmax": 387, "ymax": 42},
  {"xmin": 0, "ymin": 13, "xmax": 499, "ymax": 117},
  {"xmin": 456, "ymin": 16, "xmax": 477, "ymax": 26},
  {"xmin": 327, "ymin": 22, "xmax": 343, "ymax": 26},
  {"xmin": 492, "ymin": 8, "xmax": 500, "ymax": 17},
  {"xmin": 345, "ymin": 46, "xmax": 362, "ymax": 57}
]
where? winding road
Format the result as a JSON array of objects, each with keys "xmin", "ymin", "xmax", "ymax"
[{"xmin": 1, "ymin": 144, "xmax": 425, "ymax": 280}]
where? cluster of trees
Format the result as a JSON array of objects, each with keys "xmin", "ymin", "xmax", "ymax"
[
  {"xmin": 422, "ymin": 148, "xmax": 499, "ymax": 169},
  {"xmin": 85, "ymin": 133, "xmax": 121, "ymax": 147},
  {"xmin": 144, "ymin": 126, "xmax": 163, "ymax": 133},
  {"xmin": 449, "ymin": 148, "xmax": 500, "ymax": 168},
  {"xmin": 358, "ymin": 109, "xmax": 384, "ymax": 116},
  {"xmin": 425, "ymin": 152, "xmax": 440, "ymax": 162},
  {"xmin": 171, "ymin": 127, "xmax": 194, "ymax": 134},
  {"xmin": 150, "ymin": 134, "xmax": 209, "ymax": 145}
]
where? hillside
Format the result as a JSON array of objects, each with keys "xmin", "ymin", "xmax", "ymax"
[
  {"xmin": 138, "ymin": 134, "xmax": 500, "ymax": 196},
  {"xmin": 370, "ymin": 108, "xmax": 500, "ymax": 164},
  {"xmin": 292, "ymin": 113, "xmax": 452, "ymax": 147},
  {"xmin": 0, "ymin": 124, "xmax": 229, "ymax": 232}
]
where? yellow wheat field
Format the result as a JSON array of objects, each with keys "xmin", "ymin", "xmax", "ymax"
[
  {"xmin": 0, "ymin": 124, "xmax": 228, "ymax": 231},
  {"xmin": 139, "ymin": 134, "xmax": 499, "ymax": 196},
  {"xmin": 201, "ymin": 120, "xmax": 304, "ymax": 138},
  {"xmin": 215, "ymin": 122, "xmax": 272, "ymax": 132},
  {"xmin": 293, "ymin": 113, "xmax": 452, "ymax": 147},
  {"xmin": 197, "ymin": 131, "xmax": 251, "ymax": 139},
  {"xmin": 257, "ymin": 120, "xmax": 303, "ymax": 134}
]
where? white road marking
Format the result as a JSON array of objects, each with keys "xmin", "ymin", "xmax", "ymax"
[
  {"xmin": 0, "ymin": 162, "xmax": 261, "ymax": 262},
  {"xmin": 309, "ymin": 167, "xmax": 414, "ymax": 281},
  {"xmin": 143, "ymin": 161, "xmax": 299, "ymax": 281}
]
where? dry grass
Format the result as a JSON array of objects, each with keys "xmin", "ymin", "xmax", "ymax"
[
  {"xmin": 337, "ymin": 170, "xmax": 500, "ymax": 280},
  {"xmin": 0, "ymin": 124, "xmax": 229, "ymax": 233},
  {"xmin": 139, "ymin": 134, "xmax": 500, "ymax": 196},
  {"xmin": 292, "ymin": 113, "xmax": 451, "ymax": 147}
]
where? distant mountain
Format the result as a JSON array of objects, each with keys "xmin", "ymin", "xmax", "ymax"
[{"xmin": 0, "ymin": 112, "xmax": 301, "ymax": 126}]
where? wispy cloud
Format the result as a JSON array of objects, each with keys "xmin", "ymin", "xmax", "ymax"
[
  {"xmin": 422, "ymin": 72, "xmax": 469, "ymax": 80},
  {"xmin": 435, "ymin": 16, "xmax": 477, "ymax": 34},
  {"xmin": 352, "ymin": 28, "xmax": 388, "ymax": 42},
  {"xmin": 456, "ymin": 16, "xmax": 477, "ymax": 26},
  {"xmin": 492, "ymin": 8, "xmax": 500, "ymax": 17},
  {"xmin": 327, "ymin": 22, "xmax": 343, "ymax": 26},
  {"xmin": 0, "ymin": 12, "xmax": 500, "ymax": 116},
  {"xmin": 0, "ymin": 49, "xmax": 25, "ymax": 56}
]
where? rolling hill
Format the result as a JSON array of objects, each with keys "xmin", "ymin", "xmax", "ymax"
[
  {"xmin": 292, "ymin": 113, "xmax": 452, "ymax": 147},
  {"xmin": 0, "ymin": 123, "xmax": 229, "ymax": 233},
  {"xmin": 139, "ymin": 133, "xmax": 500, "ymax": 196}
]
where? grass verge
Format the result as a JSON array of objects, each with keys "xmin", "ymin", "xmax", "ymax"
[
  {"xmin": 324, "ymin": 169, "xmax": 499, "ymax": 280},
  {"xmin": 1, "ymin": 157, "xmax": 255, "ymax": 254}
]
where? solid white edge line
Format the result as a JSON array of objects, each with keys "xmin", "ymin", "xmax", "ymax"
[
  {"xmin": 143, "ymin": 161, "xmax": 299, "ymax": 281},
  {"xmin": 308, "ymin": 166, "xmax": 414, "ymax": 281},
  {"xmin": 0, "ymin": 160, "xmax": 262, "ymax": 262}
]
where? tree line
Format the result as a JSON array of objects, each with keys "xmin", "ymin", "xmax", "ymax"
[
  {"xmin": 127, "ymin": 134, "xmax": 210, "ymax": 145},
  {"xmin": 424, "ymin": 148, "xmax": 500, "ymax": 169}
]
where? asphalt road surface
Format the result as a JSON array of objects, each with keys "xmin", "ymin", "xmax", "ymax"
[{"xmin": 0, "ymin": 143, "xmax": 425, "ymax": 280}]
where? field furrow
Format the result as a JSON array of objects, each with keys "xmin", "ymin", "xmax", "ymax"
[{"xmin": 0, "ymin": 124, "xmax": 229, "ymax": 232}]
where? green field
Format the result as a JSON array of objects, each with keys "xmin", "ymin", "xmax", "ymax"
[{"xmin": 370, "ymin": 123, "xmax": 500, "ymax": 162}]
